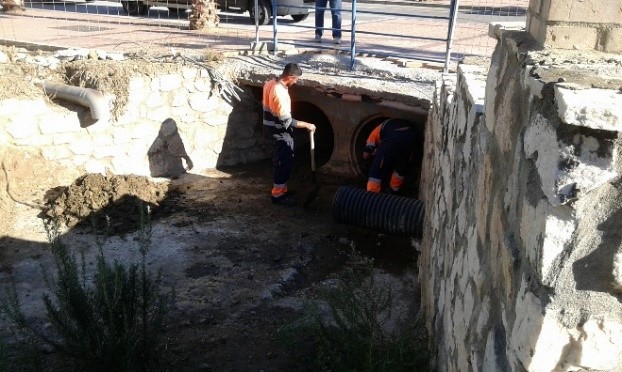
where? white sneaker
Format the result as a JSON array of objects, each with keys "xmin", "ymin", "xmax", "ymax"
[
  {"xmin": 314, "ymin": 35, "xmax": 322, "ymax": 43},
  {"xmin": 333, "ymin": 37, "xmax": 341, "ymax": 45}
]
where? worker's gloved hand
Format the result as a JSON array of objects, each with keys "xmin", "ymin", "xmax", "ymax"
[{"xmin": 363, "ymin": 151, "xmax": 370, "ymax": 160}]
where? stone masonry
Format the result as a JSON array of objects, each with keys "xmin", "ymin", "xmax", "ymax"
[
  {"xmin": 419, "ymin": 22, "xmax": 622, "ymax": 371},
  {"xmin": 0, "ymin": 58, "xmax": 271, "ymax": 179},
  {"xmin": 527, "ymin": 0, "xmax": 622, "ymax": 52}
]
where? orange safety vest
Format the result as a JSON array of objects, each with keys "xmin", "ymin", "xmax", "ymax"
[
  {"xmin": 365, "ymin": 124, "xmax": 382, "ymax": 153},
  {"xmin": 262, "ymin": 79, "xmax": 297, "ymax": 140}
]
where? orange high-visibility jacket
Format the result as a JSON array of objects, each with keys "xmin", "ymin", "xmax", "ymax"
[
  {"xmin": 364, "ymin": 123, "xmax": 382, "ymax": 154},
  {"xmin": 262, "ymin": 79, "xmax": 298, "ymax": 141}
]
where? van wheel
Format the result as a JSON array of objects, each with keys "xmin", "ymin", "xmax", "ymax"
[
  {"xmin": 248, "ymin": 0, "xmax": 271, "ymax": 25},
  {"xmin": 122, "ymin": 1, "xmax": 149, "ymax": 16},
  {"xmin": 291, "ymin": 13, "xmax": 309, "ymax": 22}
]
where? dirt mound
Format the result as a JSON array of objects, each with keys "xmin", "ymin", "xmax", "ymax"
[{"xmin": 44, "ymin": 173, "xmax": 169, "ymax": 233}]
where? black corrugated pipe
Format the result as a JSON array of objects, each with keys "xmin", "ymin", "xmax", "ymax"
[{"xmin": 332, "ymin": 186, "xmax": 424, "ymax": 238}]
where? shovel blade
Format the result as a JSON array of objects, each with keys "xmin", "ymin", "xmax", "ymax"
[{"xmin": 303, "ymin": 184, "xmax": 320, "ymax": 209}]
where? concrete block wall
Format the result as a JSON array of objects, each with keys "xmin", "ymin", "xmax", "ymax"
[
  {"xmin": 420, "ymin": 26, "xmax": 622, "ymax": 371},
  {"xmin": 0, "ymin": 66, "xmax": 271, "ymax": 178},
  {"xmin": 527, "ymin": 0, "xmax": 622, "ymax": 52}
]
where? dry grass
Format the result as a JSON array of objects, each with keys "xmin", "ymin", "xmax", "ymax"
[{"xmin": 63, "ymin": 59, "xmax": 182, "ymax": 120}]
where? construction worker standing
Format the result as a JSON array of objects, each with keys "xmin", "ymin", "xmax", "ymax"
[
  {"xmin": 263, "ymin": 63, "xmax": 316, "ymax": 206},
  {"xmin": 363, "ymin": 118, "xmax": 417, "ymax": 194}
]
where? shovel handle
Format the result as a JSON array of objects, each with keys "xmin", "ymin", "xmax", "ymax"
[{"xmin": 309, "ymin": 130, "xmax": 316, "ymax": 172}]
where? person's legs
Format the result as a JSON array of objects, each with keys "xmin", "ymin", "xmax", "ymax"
[
  {"xmin": 367, "ymin": 145, "xmax": 395, "ymax": 193},
  {"xmin": 328, "ymin": 0, "xmax": 342, "ymax": 39},
  {"xmin": 390, "ymin": 154, "xmax": 413, "ymax": 193},
  {"xmin": 271, "ymin": 137, "xmax": 294, "ymax": 205},
  {"xmin": 315, "ymin": 0, "xmax": 328, "ymax": 39},
  {"xmin": 271, "ymin": 140, "xmax": 294, "ymax": 201},
  {"xmin": 366, "ymin": 156, "xmax": 383, "ymax": 193},
  {"xmin": 390, "ymin": 131, "xmax": 416, "ymax": 193}
]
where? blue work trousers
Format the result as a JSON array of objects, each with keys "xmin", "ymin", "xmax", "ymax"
[
  {"xmin": 273, "ymin": 137, "xmax": 295, "ymax": 187},
  {"xmin": 368, "ymin": 126, "xmax": 416, "ymax": 190},
  {"xmin": 315, "ymin": 0, "xmax": 342, "ymax": 39}
]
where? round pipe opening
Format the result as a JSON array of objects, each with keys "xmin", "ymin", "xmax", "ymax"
[{"xmin": 292, "ymin": 101, "xmax": 334, "ymax": 167}]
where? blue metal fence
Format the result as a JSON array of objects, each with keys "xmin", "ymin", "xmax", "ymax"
[{"xmin": 269, "ymin": 0, "xmax": 461, "ymax": 73}]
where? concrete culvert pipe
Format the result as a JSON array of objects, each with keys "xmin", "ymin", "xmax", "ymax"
[
  {"xmin": 42, "ymin": 82, "xmax": 109, "ymax": 121},
  {"xmin": 332, "ymin": 186, "xmax": 424, "ymax": 238}
]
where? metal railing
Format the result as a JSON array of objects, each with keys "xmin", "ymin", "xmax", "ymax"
[
  {"xmin": 1, "ymin": 0, "xmax": 526, "ymax": 67},
  {"xmin": 268, "ymin": 0, "xmax": 461, "ymax": 73}
]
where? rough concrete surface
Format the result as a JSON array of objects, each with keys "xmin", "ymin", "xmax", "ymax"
[{"xmin": 420, "ymin": 27, "xmax": 622, "ymax": 371}]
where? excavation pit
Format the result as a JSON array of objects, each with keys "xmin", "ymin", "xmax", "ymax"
[{"xmin": 0, "ymin": 46, "xmax": 438, "ymax": 370}]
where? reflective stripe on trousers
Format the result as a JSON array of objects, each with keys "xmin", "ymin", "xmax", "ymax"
[
  {"xmin": 366, "ymin": 177, "xmax": 382, "ymax": 193},
  {"xmin": 389, "ymin": 171, "xmax": 405, "ymax": 191},
  {"xmin": 272, "ymin": 136, "xmax": 294, "ymax": 198}
]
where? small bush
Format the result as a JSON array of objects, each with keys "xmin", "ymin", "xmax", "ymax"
[
  {"xmin": 0, "ymin": 326, "xmax": 44, "ymax": 372},
  {"xmin": 279, "ymin": 247, "xmax": 431, "ymax": 372},
  {"xmin": 0, "ymin": 337, "xmax": 6, "ymax": 372},
  {"xmin": 2, "ymin": 203, "xmax": 174, "ymax": 371}
]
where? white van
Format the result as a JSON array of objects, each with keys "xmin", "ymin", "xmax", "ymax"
[{"xmin": 120, "ymin": 0, "xmax": 311, "ymax": 25}]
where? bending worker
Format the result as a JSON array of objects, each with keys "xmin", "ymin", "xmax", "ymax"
[
  {"xmin": 263, "ymin": 63, "xmax": 316, "ymax": 206},
  {"xmin": 363, "ymin": 118, "xmax": 417, "ymax": 194}
]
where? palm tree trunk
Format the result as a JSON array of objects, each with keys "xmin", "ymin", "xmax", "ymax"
[
  {"xmin": 189, "ymin": 0, "xmax": 219, "ymax": 30},
  {"xmin": 1, "ymin": 0, "xmax": 25, "ymax": 12}
]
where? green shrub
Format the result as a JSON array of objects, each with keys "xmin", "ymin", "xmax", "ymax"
[
  {"xmin": 279, "ymin": 247, "xmax": 431, "ymax": 372},
  {"xmin": 0, "ymin": 327, "xmax": 44, "ymax": 372},
  {"xmin": 0, "ymin": 337, "xmax": 6, "ymax": 372},
  {"xmin": 2, "ymin": 203, "xmax": 174, "ymax": 371}
]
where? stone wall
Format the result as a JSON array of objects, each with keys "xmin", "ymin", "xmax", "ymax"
[
  {"xmin": 527, "ymin": 0, "xmax": 622, "ymax": 52},
  {"xmin": 420, "ymin": 25, "xmax": 622, "ymax": 371},
  {"xmin": 0, "ymin": 64, "xmax": 270, "ymax": 179},
  {"xmin": 0, "ymin": 47, "xmax": 435, "ymax": 182}
]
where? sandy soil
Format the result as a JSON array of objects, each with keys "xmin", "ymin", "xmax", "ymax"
[{"xmin": 0, "ymin": 154, "xmax": 420, "ymax": 371}]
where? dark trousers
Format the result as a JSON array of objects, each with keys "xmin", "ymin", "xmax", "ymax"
[
  {"xmin": 273, "ymin": 138, "xmax": 294, "ymax": 188},
  {"xmin": 368, "ymin": 128, "xmax": 416, "ymax": 189},
  {"xmin": 315, "ymin": 0, "xmax": 342, "ymax": 39}
]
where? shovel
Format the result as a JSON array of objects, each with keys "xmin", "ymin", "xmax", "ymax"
[{"xmin": 303, "ymin": 130, "xmax": 320, "ymax": 209}]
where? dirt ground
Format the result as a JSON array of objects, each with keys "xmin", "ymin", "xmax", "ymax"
[
  {"xmin": 0, "ymin": 43, "xmax": 423, "ymax": 371},
  {"xmin": 0, "ymin": 152, "xmax": 421, "ymax": 371}
]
